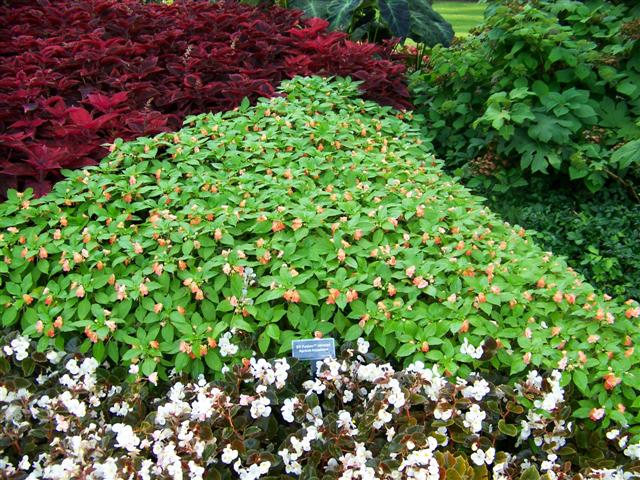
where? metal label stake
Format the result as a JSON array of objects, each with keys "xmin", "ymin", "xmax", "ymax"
[{"xmin": 291, "ymin": 338, "xmax": 336, "ymax": 377}]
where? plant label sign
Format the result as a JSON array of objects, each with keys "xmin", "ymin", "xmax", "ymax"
[{"xmin": 292, "ymin": 338, "xmax": 335, "ymax": 376}]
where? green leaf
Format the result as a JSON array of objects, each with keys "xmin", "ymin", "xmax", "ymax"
[
  {"xmin": 205, "ymin": 350, "xmax": 222, "ymax": 371},
  {"xmin": 298, "ymin": 289, "xmax": 318, "ymax": 305},
  {"xmin": 265, "ymin": 323, "xmax": 281, "ymax": 340},
  {"xmin": 344, "ymin": 324, "xmax": 362, "ymax": 341},
  {"xmin": 396, "ymin": 342, "xmax": 416, "ymax": 357},
  {"xmin": 611, "ymin": 140, "xmax": 640, "ymax": 170},
  {"xmin": 407, "ymin": 0, "xmax": 454, "ymax": 47},
  {"xmin": 93, "ymin": 342, "xmax": 106, "ymax": 363},
  {"xmin": 175, "ymin": 352, "xmax": 190, "ymax": 372},
  {"xmin": 327, "ymin": 0, "xmax": 362, "ymax": 31},
  {"xmin": 141, "ymin": 357, "xmax": 156, "ymax": 376},
  {"xmin": 287, "ymin": 0, "xmax": 329, "ymax": 20},
  {"xmin": 519, "ymin": 467, "xmax": 540, "ymax": 480},
  {"xmin": 1, "ymin": 306, "xmax": 18, "ymax": 327},
  {"xmin": 378, "ymin": 0, "xmax": 410, "ymax": 38},
  {"xmin": 258, "ymin": 332, "xmax": 270, "ymax": 354},
  {"xmin": 77, "ymin": 299, "xmax": 91, "ymax": 320},
  {"xmin": 497, "ymin": 419, "xmax": 518, "ymax": 437},
  {"xmin": 573, "ymin": 370, "xmax": 589, "ymax": 395}
]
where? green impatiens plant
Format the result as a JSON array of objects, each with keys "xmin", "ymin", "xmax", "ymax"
[{"xmin": 0, "ymin": 76, "xmax": 639, "ymax": 434}]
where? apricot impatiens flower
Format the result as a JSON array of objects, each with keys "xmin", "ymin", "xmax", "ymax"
[
  {"xmin": 413, "ymin": 276, "xmax": 428, "ymax": 288},
  {"xmin": 346, "ymin": 289, "xmax": 358, "ymax": 303},
  {"xmin": 283, "ymin": 289, "xmax": 300, "ymax": 303},
  {"xmin": 590, "ymin": 407, "xmax": 605, "ymax": 421},
  {"xmin": 133, "ymin": 242, "xmax": 143, "ymax": 254},
  {"xmin": 116, "ymin": 284, "xmax": 127, "ymax": 301},
  {"xmin": 625, "ymin": 307, "xmax": 640, "ymax": 319},
  {"xmin": 272, "ymin": 221, "xmax": 285, "ymax": 232},
  {"xmin": 337, "ymin": 248, "xmax": 346, "ymax": 262},
  {"xmin": 326, "ymin": 288, "xmax": 340, "ymax": 305},
  {"xmin": 603, "ymin": 373, "xmax": 621, "ymax": 391},
  {"xmin": 291, "ymin": 218, "xmax": 303, "ymax": 231},
  {"xmin": 75, "ymin": 285, "xmax": 85, "ymax": 298}
]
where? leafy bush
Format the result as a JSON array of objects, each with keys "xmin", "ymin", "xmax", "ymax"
[
  {"xmin": 410, "ymin": 0, "xmax": 640, "ymax": 192},
  {"xmin": 2, "ymin": 332, "xmax": 640, "ymax": 478},
  {"xmin": 0, "ymin": 0, "xmax": 410, "ymax": 197},
  {"xmin": 286, "ymin": 0, "xmax": 454, "ymax": 46},
  {"xmin": 484, "ymin": 181, "xmax": 640, "ymax": 301},
  {"xmin": 1, "ymin": 76, "xmax": 639, "ymax": 432}
]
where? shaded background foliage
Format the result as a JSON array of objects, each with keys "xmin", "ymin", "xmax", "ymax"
[{"xmin": 0, "ymin": 0, "xmax": 410, "ymax": 197}]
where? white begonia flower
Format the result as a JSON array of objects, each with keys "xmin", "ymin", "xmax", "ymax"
[
  {"xmin": 219, "ymin": 332, "xmax": 238, "ymax": 357},
  {"xmin": 534, "ymin": 370, "xmax": 564, "ymax": 411},
  {"xmin": 110, "ymin": 401, "xmax": 131, "ymax": 417},
  {"xmin": 471, "ymin": 444, "xmax": 495, "ymax": 466},
  {"xmin": 373, "ymin": 407, "xmax": 392, "ymax": 429},
  {"xmin": 92, "ymin": 458, "xmax": 119, "ymax": 480},
  {"xmin": 302, "ymin": 379, "xmax": 326, "ymax": 395},
  {"xmin": 281, "ymin": 397, "xmax": 299, "ymax": 423},
  {"xmin": 525, "ymin": 370, "xmax": 543, "ymax": 389},
  {"xmin": 188, "ymin": 461, "xmax": 205, "ymax": 480},
  {"xmin": 434, "ymin": 406, "xmax": 453, "ymax": 420},
  {"xmin": 250, "ymin": 397, "xmax": 271, "ymax": 419},
  {"xmin": 65, "ymin": 359, "xmax": 80, "ymax": 375},
  {"xmin": 18, "ymin": 456, "xmax": 30, "ymax": 470},
  {"xmin": 463, "ymin": 404, "xmax": 486, "ymax": 433},
  {"xmin": 462, "ymin": 378, "xmax": 490, "ymax": 401},
  {"xmin": 46, "ymin": 350, "xmax": 65, "ymax": 364},
  {"xmin": 3, "ymin": 336, "xmax": 30, "ymax": 361},
  {"xmin": 460, "ymin": 338, "xmax": 483, "ymax": 359},
  {"xmin": 59, "ymin": 391, "xmax": 87, "ymax": 418},
  {"xmin": 111, "ymin": 423, "xmax": 141, "ymax": 452},
  {"xmin": 386, "ymin": 427, "xmax": 396, "ymax": 442},
  {"xmin": 624, "ymin": 442, "xmax": 640, "ymax": 460},
  {"xmin": 540, "ymin": 453, "xmax": 558, "ymax": 471},
  {"xmin": 222, "ymin": 444, "xmax": 239, "ymax": 464},
  {"xmin": 606, "ymin": 429, "xmax": 620, "ymax": 440},
  {"xmin": 356, "ymin": 337, "xmax": 369, "ymax": 354},
  {"xmin": 336, "ymin": 410, "xmax": 358, "ymax": 435},
  {"xmin": 343, "ymin": 390, "xmax": 353, "ymax": 403}
]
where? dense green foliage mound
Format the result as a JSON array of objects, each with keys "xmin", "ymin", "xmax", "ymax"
[
  {"xmin": 410, "ymin": 0, "xmax": 640, "ymax": 192},
  {"xmin": 1, "ymin": 77, "xmax": 639, "ymax": 431},
  {"xmin": 486, "ymin": 181, "xmax": 640, "ymax": 301}
]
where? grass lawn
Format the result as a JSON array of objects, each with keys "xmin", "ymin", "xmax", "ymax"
[{"xmin": 433, "ymin": 1, "xmax": 486, "ymax": 36}]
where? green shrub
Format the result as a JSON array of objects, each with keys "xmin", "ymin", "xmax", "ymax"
[
  {"xmin": 410, "ymin": 0, "xmax": 640, "ymax": 192},
  {"xmin": 484, "ymin": 181, "xmax": 640, "ymax": 301},
  {"xmin": 0, "ymin": 76, "xmax": 639, "ymax": 432}
]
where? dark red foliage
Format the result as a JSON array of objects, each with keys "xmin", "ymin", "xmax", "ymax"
[{"xmin": 0, "ymin": 0, "xmax": 410, "ymax": 196}]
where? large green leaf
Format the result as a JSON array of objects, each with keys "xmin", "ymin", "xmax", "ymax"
[
  {"xmin": 378, "ymin": 0, "xmax": 410, "ymax": 38},
  {"xmin": 407, "ymin": 0, "xmax": 454, "ymax": 46},
  {"xmin": 288, "ymin": 0, "xmax": 330, "ymax": 19},
  {"xmin": 327, "ymin": 0, "xmax": 363, "ymax": 31}
]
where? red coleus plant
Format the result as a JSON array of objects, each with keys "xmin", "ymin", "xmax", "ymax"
[{"xmin": 0, "ymin": 0, "xmax": 410, "ymax": 197}]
